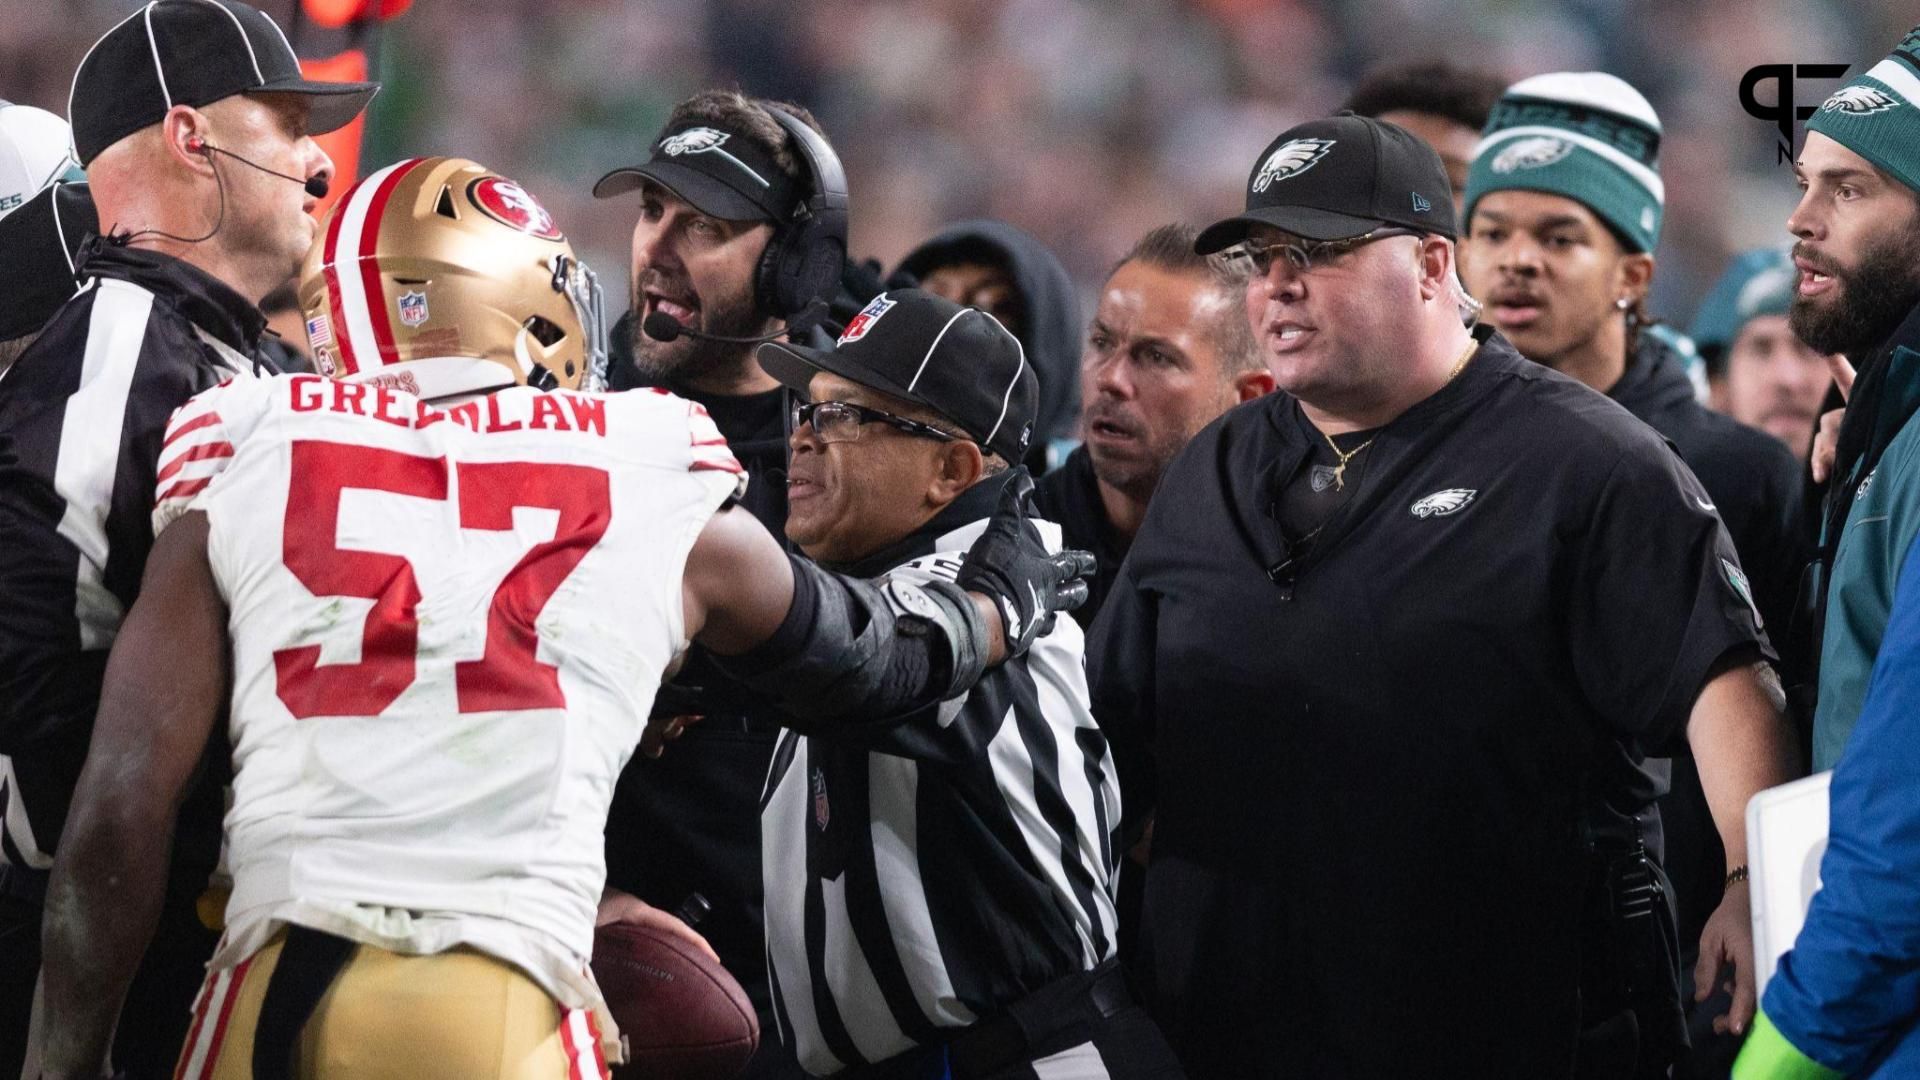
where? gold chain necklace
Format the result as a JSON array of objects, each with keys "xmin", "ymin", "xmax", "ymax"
[
  {"xmin": 1317, "ymin": 338, "xmax": 1477, "ymax": 491},
  {"xmin": 1444, "ymin": 337, "xmax": 1477, "ymax": 384},
  {"xmin": 1320, "ymin": 432, "xmax": 1373, "ymax": 490}
]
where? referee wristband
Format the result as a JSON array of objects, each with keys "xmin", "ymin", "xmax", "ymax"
[{"xmin": 1725, "ymin": 865, "xmax": 1749, "ymax": 888}]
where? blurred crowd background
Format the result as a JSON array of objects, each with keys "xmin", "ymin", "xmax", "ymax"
[{"xmin": 2, "ymin": 0, "xmax": 1909, "ymax": 321}]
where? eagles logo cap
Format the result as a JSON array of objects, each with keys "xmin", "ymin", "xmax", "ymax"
[
  {"xmin": 0, "ymin": 103, "xmax": 83, "ymax": 218},
  {"xmin": 1194, "ymin": 112, "xmax": 1457, "ymax": 254},
  {"xmin": 757, "ymin": 288, "xmax": 1039, "ymax": 464},
  {"xmin": 1804, "ymin": 24, "xmax": 1920, "ymax": 198},
  {"xmin": 593, "ymin": 119, "xmax": 800, "ymax": 223},
  {"xmin": 69, "ymin": 0, "xmax": 379, "ymax": 166}
]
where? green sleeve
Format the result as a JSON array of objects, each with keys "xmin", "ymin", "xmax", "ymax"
[{"xmin": 1733, "ymin": 1011, "xmax": 1846, "ymax": 1080}]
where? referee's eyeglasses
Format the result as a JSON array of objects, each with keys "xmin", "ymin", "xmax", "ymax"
[
  {"xmin": 1224, "ymin": 227, "xmax": 1426, "ymax": 275},
  {"xmin": 792, "ymin": 400, "xmax": 964, "ymax": 445}
]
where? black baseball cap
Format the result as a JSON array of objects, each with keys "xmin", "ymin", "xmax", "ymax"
[
  {"xmin": 0, "ymin": 180, "xmax": 99, "ymax": 340},
  {"xmin": 757, "ymin": 289, "xmax": 1038, "ymax": 464},
  {"xmin": 69, "ymin": 0, "xmax": 380, "ymax": 166},
  {"xmin": 1194, "ymin": 113, "xmax": 1457, "ymax": 253},
  {"xmin": 593, "ymin": 119, "xmax": 800, "ymax": 223}
]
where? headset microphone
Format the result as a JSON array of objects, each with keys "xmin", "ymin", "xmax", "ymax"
[
  {"xmin": 191, "ymin": 138, "xmax": 328, "ymax": 199},
  {"xmin": 642, "ymin": 300, "xmax": 826, "ymax": 346}
]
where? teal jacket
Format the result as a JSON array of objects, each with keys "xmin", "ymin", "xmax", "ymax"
[
  {"xmin": 1736, "ymin": 318, "xmax": 1920, "ymax": 1080},
  {"xmin": 1814, "ymin": 341, "xmax": 1920, "ymax": 769}
]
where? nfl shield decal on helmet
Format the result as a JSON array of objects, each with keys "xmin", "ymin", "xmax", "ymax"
[
  {"xmin": 1252, "ymin": 138, "xmax": 1336, "ymax": 192},
  {"xmin": 1411, "ymin": 488, "xmax": 1476, "ymax": 517},
  {"xmin": 1491, "ymin": 136, "xmax": 1574, "ymax": 174},
  {"xmin": 1820, "ymin": 86, "xmax": 1901, "ymax": 116},
  {"xmin": 468, "ymin": 176, "xmax": 564, "ymax": 241},
  {"xmin": 839, "ymin": 295, "xmax": 897, "ymax": 344},
  {"xmin": 397, "ymin": 290, "xmax": 429, "ymax": 327}
]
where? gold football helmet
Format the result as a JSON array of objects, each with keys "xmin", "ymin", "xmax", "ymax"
[{"xmin": 298, "ymin": 156, "xmax": 607, "ymax": 400}]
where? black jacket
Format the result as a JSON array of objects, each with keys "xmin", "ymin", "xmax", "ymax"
[
  {"xmin": 1033, "ymin": 445, "xmax": 1128, "ymax": 630},
  {"xmin": 895, "ymin": 221, "xmax": 1083, "ymax": 460}
]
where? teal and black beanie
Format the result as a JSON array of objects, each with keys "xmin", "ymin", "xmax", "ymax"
[
  {"xmin": 1463, "ymin": 72, "xmax": 1664, "ymax": 253},
  {"xmin": 1805, "ymin": 25, "xmax": 1920, "ymax": 197},
  {"xmin": 1688, "ymin": 248, "xmax": 1797, "ymax": 366}
]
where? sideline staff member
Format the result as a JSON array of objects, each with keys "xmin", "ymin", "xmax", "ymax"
[
  {"xmin": 592, "ymin": 90, "xmax": 849, "ymax": 1078},
  {"xmin": 1736, "ymin": 26, "xmax": 1920, "ymax": 1078},
  {"xmin": 1089, "ymin": 114, "xmax": 1798, "ymax": 1078}
]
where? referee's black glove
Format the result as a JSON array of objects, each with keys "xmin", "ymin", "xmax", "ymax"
[{"xmin": 956, "ymin": 467, "xmax": 1094, "ymax": 660}]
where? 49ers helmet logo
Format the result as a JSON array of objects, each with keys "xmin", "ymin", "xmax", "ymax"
[{"xmin": 468, "ymin": 176, "xmax": 564, "ymax": 241}]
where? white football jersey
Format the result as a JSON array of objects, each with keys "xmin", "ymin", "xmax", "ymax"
[{"xmin": 153, "ymin": 373, "xmax": 744, "ymax": 1008}]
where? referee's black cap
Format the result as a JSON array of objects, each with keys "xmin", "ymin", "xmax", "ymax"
[
  {"xmin": 758, "ymin": 288, "xmax": 1038, "ymax": 464},
  {"xmin": 1195, "ymin": 112, "xmax": 1457, "ymax": 252},
  {"xmin": 69, "ymin": 0, "xmax": 379, "ymax": 166}
]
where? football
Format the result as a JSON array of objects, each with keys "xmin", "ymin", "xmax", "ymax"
[{"xmin": 592, "ymin": 920, "xmax": 760, "ymax": 1079}]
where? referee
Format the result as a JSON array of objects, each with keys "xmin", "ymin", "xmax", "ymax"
[
  {"xmin": 1090, "ymin": 114, "xmax": 1798, "ymax": 1078},
  {"xmin": 751, "ymin": 290, "xmax": 1182, "ymax": 1079},
  {"xmin": 0, "ymin": 2, "xmax": 373, "ymax": 1074}
]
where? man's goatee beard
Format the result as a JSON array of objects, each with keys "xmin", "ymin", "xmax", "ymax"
[{"xmin": 1789, "ymin": 228, "xmax": 1920, "ymax": 358}]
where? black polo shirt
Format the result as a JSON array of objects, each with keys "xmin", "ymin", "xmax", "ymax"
[{"xmin": 1087, "ymin": 330, "xmax": 1768, "ymax": 1078}]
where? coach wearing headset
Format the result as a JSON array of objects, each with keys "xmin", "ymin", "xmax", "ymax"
[{"xmin": 593, "ymin": 89, "xmax": 850, "ymax": 1080}]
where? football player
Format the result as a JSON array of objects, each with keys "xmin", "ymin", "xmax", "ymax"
[{"xmin": 39, "ymin": 157, "xmax": 1088, "ymax": 1080}]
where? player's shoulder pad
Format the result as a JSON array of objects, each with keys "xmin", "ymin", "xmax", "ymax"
[
  {"xmin": 677, "ymin": 392, "xmax": 747, "ymax": 500},
  {"xmin": 151, "ymin": 372, "xmax": 280, "ymax": 536}
]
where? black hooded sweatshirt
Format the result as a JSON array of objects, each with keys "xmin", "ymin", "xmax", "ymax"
[{"xmin": 895, "ymin": 221, "xmax": 1082, "ymax": 467}]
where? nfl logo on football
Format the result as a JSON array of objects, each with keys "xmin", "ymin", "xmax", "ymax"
[{"xmin": 398, "ymin": 290, "xmax": 430, "ymax": 328}]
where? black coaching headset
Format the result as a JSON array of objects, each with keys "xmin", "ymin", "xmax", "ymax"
[{"xmin": 755, "ymin": 106, "xmax": 849, "ymax": 328}]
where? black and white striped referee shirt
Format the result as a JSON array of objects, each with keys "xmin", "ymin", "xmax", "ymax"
[
  {"xmin": 0, "ymin": 240, "xmax": 262, "ymax": 875},
  {"xmin": 761, "ymin": 476, "xmax": 1121, "ymax": 1076}
]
